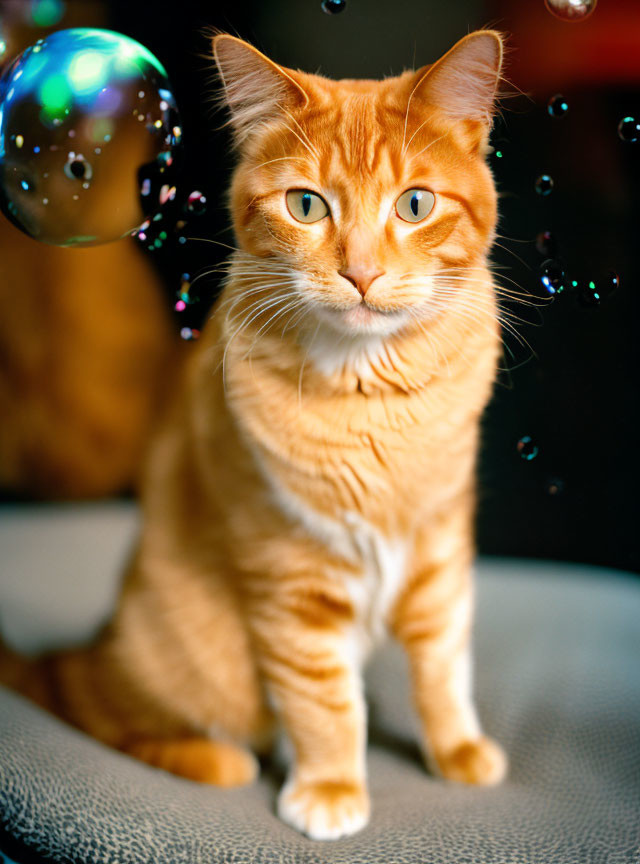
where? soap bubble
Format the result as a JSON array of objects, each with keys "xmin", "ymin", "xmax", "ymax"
[
  {"xmin": 547, "ymin": 477, "xmax": 565, "ymax": 495},
  {"xmin": 601, "ymin": 271, "xmax": 620, "ymax": 296},
  {"xmin": 517, "ymin": 436, "xmax": 539, "ymax": 461},
  {"xmin": 29, "ymin": 0, "xmax": 66, "ymax": 28},
  {"xmin": 536, "ymin": 230, "xmax": 558, "ymax": 258},
  {"xmin": 577, "ymin": 279, "xmax": 601, "ymax": 306},
  {"xmin": 535, "ymin": 174, "xmax": 554, "ymax": 196},
  {"xmin": 490, "ymin": 137, "xmax": 508, "ymax": 162},
  {"xmin": 547, "ymin": 95, "xmax": 569, "ymax": 117},
  {"xmin": 322, "ymin": 0, "xmax": 346, "ymax": 13},
  {"xmin": 544, "ymin": 0, "xmax": 597, "ymax": 22},
  {"xmin": 618, "ymin": 116, "xmax": 640, "ymax": 143},
  {"xmin": 0, "ymin": 28, "xmax": 182, "ymax": 246},
  {"xmin": 540, "ymin": 259, "xmax": 566, "ymax": 296},
  {"xmin": 186, "ymin": 189, "xmax": 206, "ymax": 214}
]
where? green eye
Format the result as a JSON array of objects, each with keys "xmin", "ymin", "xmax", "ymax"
[
  {"xmin": 395, "ymin": 188, "xmax": 435, "ymax": 223},
  {"xmin": 286, "ymin": 189, "xmax": 329, "ymax": 223}
]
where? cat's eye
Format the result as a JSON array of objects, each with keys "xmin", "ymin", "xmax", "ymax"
[
  {"xmin": 286, "ymin": 190, "xmax": 329, "ymax": 224},
  {"xmin": 395, "ymin": 188, "xmax": 435, "ymax": 223}
]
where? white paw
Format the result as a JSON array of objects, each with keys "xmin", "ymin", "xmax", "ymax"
[{"xmin": 278, "ymin": 778, "xmax": 370, "ymax": 840}]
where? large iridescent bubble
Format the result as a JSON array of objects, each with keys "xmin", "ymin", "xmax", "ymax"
[{"xmin": 0, "ymin": 28, "xmax": 182, "ymax": 246}]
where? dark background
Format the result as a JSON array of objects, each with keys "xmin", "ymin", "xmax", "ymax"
[{"xmin": 4, "ymin": 0, "xmax": 640, "ymax": 572}]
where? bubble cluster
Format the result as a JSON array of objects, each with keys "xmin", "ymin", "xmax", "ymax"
[
  {"xmin": 321, "ymin": 0, "xmax": 346, "ymax": 13},
  {"xmin": 547, "ymin": 95, "xmax": 569, "ymax": 117},
  {"xmin": 517, "ymin": 436, "xmax": 539, "ymax": 461},
  {"xmin": 0, "ymin": 28, "xmax": 182, "ymax": 246},
  {"xmin": 618, "ymin": 116, "xmax": 640, "ymax": 143},
  {"xmin": 535, "ymin": 174, "xmax": 554, "ymax": 196},
  {"xmin": 540, "ymin": 259, "xmax": 566, "ymax": 296},
  {"xmin": 544, "ymin": 0, "xmax": 597, "ymax": 22}
]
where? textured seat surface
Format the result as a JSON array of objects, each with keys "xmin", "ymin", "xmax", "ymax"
[{"xmin": 0, "ymin": 503, "xmax": 639, "ymax": 864}]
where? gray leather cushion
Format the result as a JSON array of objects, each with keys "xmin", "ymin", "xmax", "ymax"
[{"xmin": 0, "ymin": 504, "xmax": 639, "ymax": 863}]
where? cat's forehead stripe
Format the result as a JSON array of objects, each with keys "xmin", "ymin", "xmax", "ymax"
[{"xmin": 303, "ymin": 95, "xmax": 404, "ymax": 181}]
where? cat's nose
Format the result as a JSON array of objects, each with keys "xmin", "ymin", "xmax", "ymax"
[{"xmin": 339, "ymin": 266, "xmax": 385, "ymax": 298}]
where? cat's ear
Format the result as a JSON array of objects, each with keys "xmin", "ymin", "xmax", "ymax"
[
  {"xmin": 212, "ymin": 34, "xmax": 309, "ymax": 145},
  {"xmin": 411, "ymin": 31, "xmax": 504, "ymax": 126}
]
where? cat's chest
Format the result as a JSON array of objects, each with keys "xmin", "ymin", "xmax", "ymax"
[{"xmin": 265, "ymin": 471, "xmax": 409, "ymax": 658}]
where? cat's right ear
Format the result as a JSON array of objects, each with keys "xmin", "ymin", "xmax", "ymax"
[{"xmin": 212, "ymin": 35, "xmax": 309, "ymax": 146}]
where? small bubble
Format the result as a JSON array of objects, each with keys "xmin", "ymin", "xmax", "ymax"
[
  {"xmin": 618, "ymin": 116, "xmax": 640, "ymax": 143},
  {"xmin": 535, "ymin": 174, "xmax": 554, "ymax": 196},
  {"xmin": 159, "ymin": 185, "xmax": 177, "ymax": 205},
  {"xmin": 517, "ymin": 436, "xmax": 539, "ymax": 461},
  {"xmin": 490, "ymin": 137, "xmax": 508, "ymax": 161},
  {"xmin": 64, "ymin": 155, "xmax": 92, "ymax": 182},
  {"xmin": 536, "ymin": 230, "xmax": 558, "ymax": 258},
  {"xmin": 186, "ymin": 190, "xmax": 207, "ymax": 215},
  {"xmin": 547, "ymin": 94, "xmax": 569, "ymax": 117},
  {"xmin": 138, "ymin": 90, "xmax": 145, "ymax": 98},
  {"xmin": 547, "ymin": 477, "xmax": 565, "ymax": 495},
  {"xmin": 321, "ymin": 0, "xmax": 346, "ymax": 12},
  {"xmin": 175, "ymin": 300, "xmax": 186, "ymax": 312},
  {"xmin": 15, "ymin": 134, "xmax": 24, "ymax": 149},
  {"xmin": 539, "ymin": 259, "xmax": 566, "ymax": 296},
  {"xmin": 544, "ymin": 0, "xmax": 597, "ymax": 22},
  {"xmin": 140, "ymin": 178, "xmax": 151, "ymax": 196},
  {"xmin": 33, "ymin": 146, "xmax": 40, "ymax": 154},
  {"xmin": 577, "ymin": 279, "xmax": 601, "ymax": 306},
  {"xmin": 180, "ymin": 327, "xmax": 200, "ymax": 341},
  {"xmin": 601, "ymin": 271, "xmax": 620, "ymax": 296}
]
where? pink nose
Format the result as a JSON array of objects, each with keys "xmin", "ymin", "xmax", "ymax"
[{"xmin": 339, "ymin": 266, "xmax": 385, "ymax": 298}]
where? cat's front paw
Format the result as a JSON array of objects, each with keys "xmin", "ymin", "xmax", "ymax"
[
  {"xmin": 278, "ymin": 779, "xmax": 370, "ymax": 840},
  {"xmin": 433, "ymin": 736, "xmax": 507, "ymax": 786}
]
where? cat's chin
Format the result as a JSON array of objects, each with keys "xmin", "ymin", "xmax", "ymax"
[{"xmin": 313, "ymin": 302, "xmax": 409, "ymax": 338}]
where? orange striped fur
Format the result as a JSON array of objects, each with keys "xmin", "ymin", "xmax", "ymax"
[{"xmin": 1, "ymin": 31, "xmax": 508, "ymax": 839}]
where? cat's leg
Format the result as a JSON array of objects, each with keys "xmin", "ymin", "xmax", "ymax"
[
  {"xmin": 124, "ymin": 737, "xmax": 258, "ymax": 786},
  {"xmin": 391, "ymin": 510, "xmax": 507, "ymax": 786},
  {"xmin": 249, "ymin": 568, "xmax": 369, "ymax": 840}
]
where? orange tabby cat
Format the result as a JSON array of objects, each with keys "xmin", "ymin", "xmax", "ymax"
[{"xmin": 2, "ymin": 31, "xmax": 508, "ymax": 839}]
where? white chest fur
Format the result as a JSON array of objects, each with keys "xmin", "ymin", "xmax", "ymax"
[{"xmin": 260, "ymin": 462, "xmax": 409, "ymax": 669}]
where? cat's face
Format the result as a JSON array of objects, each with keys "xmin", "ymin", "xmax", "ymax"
[{"xmin": 215, "ymin": 33, "xmax": 503, "ymax": 339}]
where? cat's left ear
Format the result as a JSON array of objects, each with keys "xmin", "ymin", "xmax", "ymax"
[
  {"xmin": 411, "ymin": 30, "xmax": 504, "ymax": 129},
  {"xmin": 213, "ymin": 34, "xmax": 309, "ymax": 146}
]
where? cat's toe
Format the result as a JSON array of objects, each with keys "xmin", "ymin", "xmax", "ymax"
[
  {"xmin": 278, "ymin": 779, "xmax": 370, "ymax": 840},
  {"xmin": 433, "ymin": 736, "xmax": 507, "ymax": 786}
]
